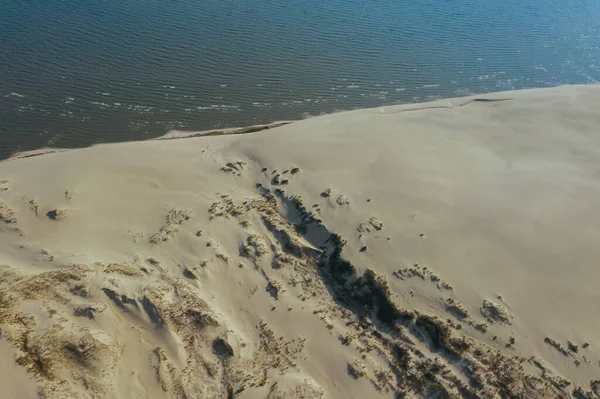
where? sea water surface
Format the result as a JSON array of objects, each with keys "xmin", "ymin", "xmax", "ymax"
[{"xmin": 1, "ymin": 0, "xmax": 599, "ymax": 158}]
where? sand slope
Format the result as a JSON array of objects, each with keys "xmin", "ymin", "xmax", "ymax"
[{"xmin": 1, "ymin": 84, "xmax": 599, "ymax": 398}]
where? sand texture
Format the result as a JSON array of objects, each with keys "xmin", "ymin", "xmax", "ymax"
[{"xmin": 1, "ymin": 84, "xmax": 600, "ymax": 398}]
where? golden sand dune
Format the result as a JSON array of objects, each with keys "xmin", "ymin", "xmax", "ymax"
[{"xmin": 1, "ymin": 85, "xmax": 599, "ymax": 398}]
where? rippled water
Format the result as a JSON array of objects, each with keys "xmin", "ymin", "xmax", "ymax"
[{"xmin": 1, "ymin": 0, "xmax": 599, "ymax": 158}]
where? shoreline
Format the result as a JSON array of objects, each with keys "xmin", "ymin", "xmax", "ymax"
[{"xmin": 4, "ymin": 83, "xmax": 596, "ymax": 163}]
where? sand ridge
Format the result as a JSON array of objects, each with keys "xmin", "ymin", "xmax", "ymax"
[{"xmin": 0, "ymin": 84, "xmax": 600, "ymax": 398}]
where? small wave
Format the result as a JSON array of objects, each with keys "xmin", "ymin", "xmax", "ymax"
[
  {"xmin": 59, "ymin": 112, "xmax": 74, "ymax": 118},
  {"xmin": 422, "ymin": 84, "xmax": 440, "ymax": 88},
  {"xmin": 495, "ymin": 80, "xmax": 516, "ymax": 89},
  {"xmin": 455, "ymin": 88, "xmax": 473, "ymax": 96},
  {"xmin": 16, "ymin": 105, "xmax": 34, "ymax": 112},
  {"xmin": 185, "ymin": 105, "xmax": 240, "ymax": 111},
  {"xmin": 214, "ymin": 104, "xmax": 239, "ymax": 109},
  {"xmin": 90, "ymin": 101, "xmax": 110, "ymax": 107},
  {"xmin": 395, "ymin": 88, "xmax": 406, "ymax": 91},
  {"xmin": 126, "ymin": 104, "xmax": 155, "ymax": 114},
  {"xmin": 346, "ymin": 85, "xmax": 360, "ymax": 89},
  {"xmin": 4, "ymin": 92, "xmax": 26, "ymax": 98},
  {"xmin": 251, "ymin": 102, "xmax": 271, "ymax": 108},
  {"xmin": 129, "ymin": 121, "xmax": 149, "ymax": 131}
]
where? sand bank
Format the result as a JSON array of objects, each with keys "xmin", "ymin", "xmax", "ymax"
[{"xmin": 1, "ymin": 84, "xmax": 599, "ymax": 398}]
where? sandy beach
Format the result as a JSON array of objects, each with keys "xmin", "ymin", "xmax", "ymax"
[{"xmin": 1, "ymin": 84, "xmax": 599, "ymax": 398}]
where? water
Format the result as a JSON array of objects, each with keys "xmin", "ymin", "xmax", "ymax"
[{"xmin": 1, "ymin": 0, "xmax": 599, "ymax": 159}]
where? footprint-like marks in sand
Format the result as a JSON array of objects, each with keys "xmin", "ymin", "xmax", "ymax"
[
  {"xmin": 357, "ymin": 216, "xmax": 384, "ymax": 233},
  {"xmin": 149, "ymin": 208, "xmax": 192, "ymax": 244},
  {"xmin": 0, "ymin": 201, "xmax": 17, "ymax": 224},
  {"xmin": 267, "ymin": 165, "xmax": 300, "ymax": 186},
  {"xmin": 479, "ymin": 299, "xmax": 512, "ymax": 325},
  {"xmin": 336, "ymin": 195, "xmax": 351, "ymax": 206},
  {"xmin": 46, "ymin": 208, "xmax": 71, "ymax": 221},
  {"xmin": 240, "ymin": 234, "xmax": 268, "ymax": 263},
  {"xmin": 445, "ymin": 297, "xmax": 470, "ymax": 319},
  {"xmin": 392, "ymin": 263, "xmax": 453, "ymax": 291},
  {"xmin": 221, "ymin": 160, "xmax": 247, "ymax": 177}
]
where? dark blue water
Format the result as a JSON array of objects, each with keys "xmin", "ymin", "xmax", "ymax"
[{"xmin": 1, "ymin": 0, "xmax": 599, "ymax": 158}]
